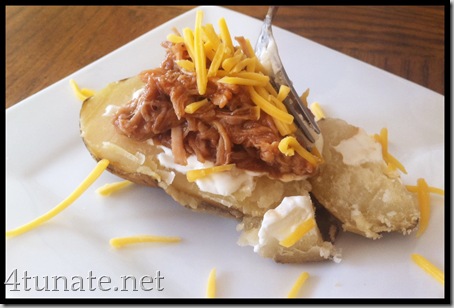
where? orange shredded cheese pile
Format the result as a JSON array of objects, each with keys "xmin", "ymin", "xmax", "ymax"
[
  {"xmin": 170, "ymin": 11, "xmax": 315, "ymax": 162},
  {"xmin": 287, "ymin": 272, "xmax": 310, "ymax": 298},
  {"xmin": 411, "ymin": 254, "xmax": 444, "ymax": 285},
  {"xmin": 206, "ymin": 268, "xmax": 217, "ymax": 298},
  {"xmin": 280, "ymin": 217, "xmax": 316, "ymax": 248},
  {"xmin": 70, "ymin": 79, "xmax": 95, "ymax": 101},
  {"xmin": 110, "ymin": 235, "xmax": 181, "ymax": 248},
  {"xmin": 186, "ymin": 164, "xmax": 235, "ymax": 182},
  {"xmin": 6, "ymin": 159, "xmax": 110, "ymax": 238},
  {"xmin": 373, "ymin": 128, "xmax": 407, "ymax": 174},
  {"xmin": 96, "ymin": 180, "xmax": 133, "ymax": 196}
]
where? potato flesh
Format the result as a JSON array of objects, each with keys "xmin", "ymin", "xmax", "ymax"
[
  {"xmin": 79, "ymin": 76, "xmax": 312, "ymax": 219},
  {"xmin": 309, "ymin": 118, "xmax": 419, "ymax": 238}
]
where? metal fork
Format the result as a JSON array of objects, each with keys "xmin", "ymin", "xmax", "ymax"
[{"xmin": 254, "ymin": 6, "xmax": 320, "ymax": 146}]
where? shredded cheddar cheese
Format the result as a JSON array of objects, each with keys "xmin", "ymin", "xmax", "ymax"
[
  {"xmin": 96, "ymin": 180, "xmax": 133, "ymax": 196},
  {"xmin": 309, "ymin": 102, "xmax": 325, "ymax": 121},
  {"xmin": 415, "ymin": 178, "xmax": 430, "ymax": 237},
  {"xmin": 186, "ymin": 164, "xmax": 235, "ymax": 182},
  {"xmin": 207, "ymin": 42, "xmax": 225, "ymax": 77},
  {"xmin": 411, "ymin": 254, "xmax": 444, "ymax": 285},
  {"xmin": 166, "ymin": 33, "xmax": 184, "ymax": 44},
  {"xmin": 287, "ymin": 272, "xmax": 309, "ymax": 298},
  {"xmin": 221, "ymin": 52, "xmax": 244, "ymax": 73},
  {"xmin": 194, "ymin": 10, "xmax": 207, "ymax": 95},
  {"xmin": 6, "ymin": 159, "xmax": 110, "ymax": 238},
  {"xmin": 218, "ymin": 18, "xmax": 234, "ymax": 56},
  {"xmin": 249, "ymin": 86, "xmax": 294, "ymax": 124},
  {"xmin": 184, "ymin": 99, "xmax": 209, "ymax": 114},
  {"xmin": 110, "ymin": 235, "xmax": 181, "ymax": 248},
  {"xmin": 206, "ymin": 268, "xmax": 217, "ymax": 298},
  {"xmin": 406, "ymin": 185, "xmax": 445, "ymax": 196},
  {"xmin": 373, "ymin": 128, "xmax": 407, "ymax": 174},
  {"xmin": 70, "ymin": 79, "xmax": 95, "ymax": 101},
  {"xmin": 167, "ymin": 11, "xmax": 320, "ymax": 170},
  {"xmin": 280, "ymin": 217, "xmax": 316, "ymax": 248},
  {"xmin": 176, "ymin": 60, "xmax": 195, "ymax": 72},
  {"xmin": 218, "ymin": 76, "xmax": 268, "ymax": 86},
  {"xmin": 277, "ymin": 85, "xmax": 291, "ymax": 102},
  {"xmin": 278, "ymin": 136, "xmax": 321, "ymax": 166}
]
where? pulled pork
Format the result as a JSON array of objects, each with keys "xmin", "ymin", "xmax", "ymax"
[{"xmin": 113, "ymin": 41, "xmax": 315, "ymax": 178}]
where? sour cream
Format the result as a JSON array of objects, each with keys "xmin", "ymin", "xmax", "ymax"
[
  {"xmin": 254, "ymin": 195, "xmax": 314, "ymax": 256},
  {"xmin": 333, "ymin": 128, "xmax": 383, "ymax": 166},
  {"xmin": 156, "ymin": 146, "xmax": 258, "ymax": 196}
]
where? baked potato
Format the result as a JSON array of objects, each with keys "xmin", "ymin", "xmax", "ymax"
[{"xmin": 79, "ymin": 10, "xmax": 419, "ymax": 263}]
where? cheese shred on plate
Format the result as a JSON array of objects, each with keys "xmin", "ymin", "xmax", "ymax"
[
  {"xmin": 406, "ymin": 184, "xmax": 444, "ymax": 196},
  {"xmin": 206, "ymin": 268, "xmax": 216, "ymax": 298},
  {"xmin": 70, "ymin": 79, "xmax": 95, "ymax": 102},
  {"xmin": 96, "ymin": 180, "xmax": 133, "ymax": 196},
  {"xmin": 414, "ymin": 178, "xmax": 431, "ymax": 238},
  {"xmin": 373, "ymin": 128, "xmax": 407, "ymax": 174},
  {"xmin": 110, "ymin": 235, "xmax": 182, "ymax": 248},
  {"xmin": 406, "ymin": 178, "xmax": 444, "ymax": 238},
  {"xmin": 411, "ymin": 253, "xmax": 444, "ymax": 285},
  {"xmin": 405, "ymin": 176, "xmax": 445, "ymax": 239},
  {"xmin": 6, "ymin": 159, "xmax": 110, "ymax": 238},
  {"xmin": 287, "ymin": 272, "xmax": 309, "ymax": 298}
]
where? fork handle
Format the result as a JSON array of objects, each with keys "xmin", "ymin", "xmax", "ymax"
[{"xmin": 265, "ymin": 6, "xmax": 279, "ymax": 25}]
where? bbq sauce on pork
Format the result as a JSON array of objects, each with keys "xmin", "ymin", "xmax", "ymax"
[{"xmin": 113, "ymin": 40, "xmax": 316, "ymax": 179}]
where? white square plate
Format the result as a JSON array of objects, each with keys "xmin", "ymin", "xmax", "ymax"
[{"xmin": 6, "ymin": 6, "xmax": 445, "ymax": 299}]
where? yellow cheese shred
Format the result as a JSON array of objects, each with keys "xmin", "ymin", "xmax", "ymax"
[
  {"xmin": 406, "ymin": 185, "xmax": 444, "ymax": 196},
  {"xmin": 182, "ymin": 27, "xmax": 196, "ymax": 62},
  {"xmin": 249, "ymin": 86, "xmax": 294, "ymax": 124},
  {"xmin": 110, "ymin": 235, "xmax": 182, "ymax": 248},
  {"xmin": 218, "ymin": 18, "xmax": 234, "ymax": 56},
  {"xmin": 287, "ymin": 272, "xmax": 310, "ymax": 298},
  {"xmin": 411, "ymin": 253, "xmax": 444, "ymax": 285},
  {"xmin": 280, "ymin": 217, "xmax": 316, "ymax": 248},
  {"xmin": 96, "ymin": 180, "xmax": 133, "ymax": 196},
  {"xmin": 277, "ymin": 85, "xmax": 291, "ymax": 102},
  {"xmin": 206, "ymin": 268, "xmax": 216, "ymax": 298},
  {"xmin": 184, "ymin": 99, "xmax": 209, "ymax": 114},
  {"xmin": 194, "ymin": 10, "xmax": 207, "ymax": 95},
  {"xmin": 309, "ymin": 102, "xmax": 325, "ymax": 121},
  {"xmin": 415, "ymin": 178, "xmax": 430, "ymax": 237},
  {"xmin": 221, "ymin": 52, "xmax": 244, "ymax": 73},
  {"xmin": 218, "ymin": 76, "xmax": 268, "ymax": 87},
  {"xmin": 207, "ymin": 42, "xmax": 225, "ymax": 77},
  {"xmin": 373, "ymin": 128, "xmax": 407, "ymax": 174},
  {"xmin": 6, "ymin": 159, "xmax": 110, "ymax": 238},
  {"xmin": 176, "ymin": 60, "xmax": 195, "ymax": 72},
  {"xmin": 186, "ymin": 164, "xmax": 235, "ymax": 182},
  {"xmin": 278, "ymin": 136, "xmax": 322, "ymax": 166},
  {"xmin": 166, "ymin": 33, "xmax": 184, "ymax": 44},
  {"xmin": 69, "ymin": 79, "xmax": 95, "ymax": 102}
]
